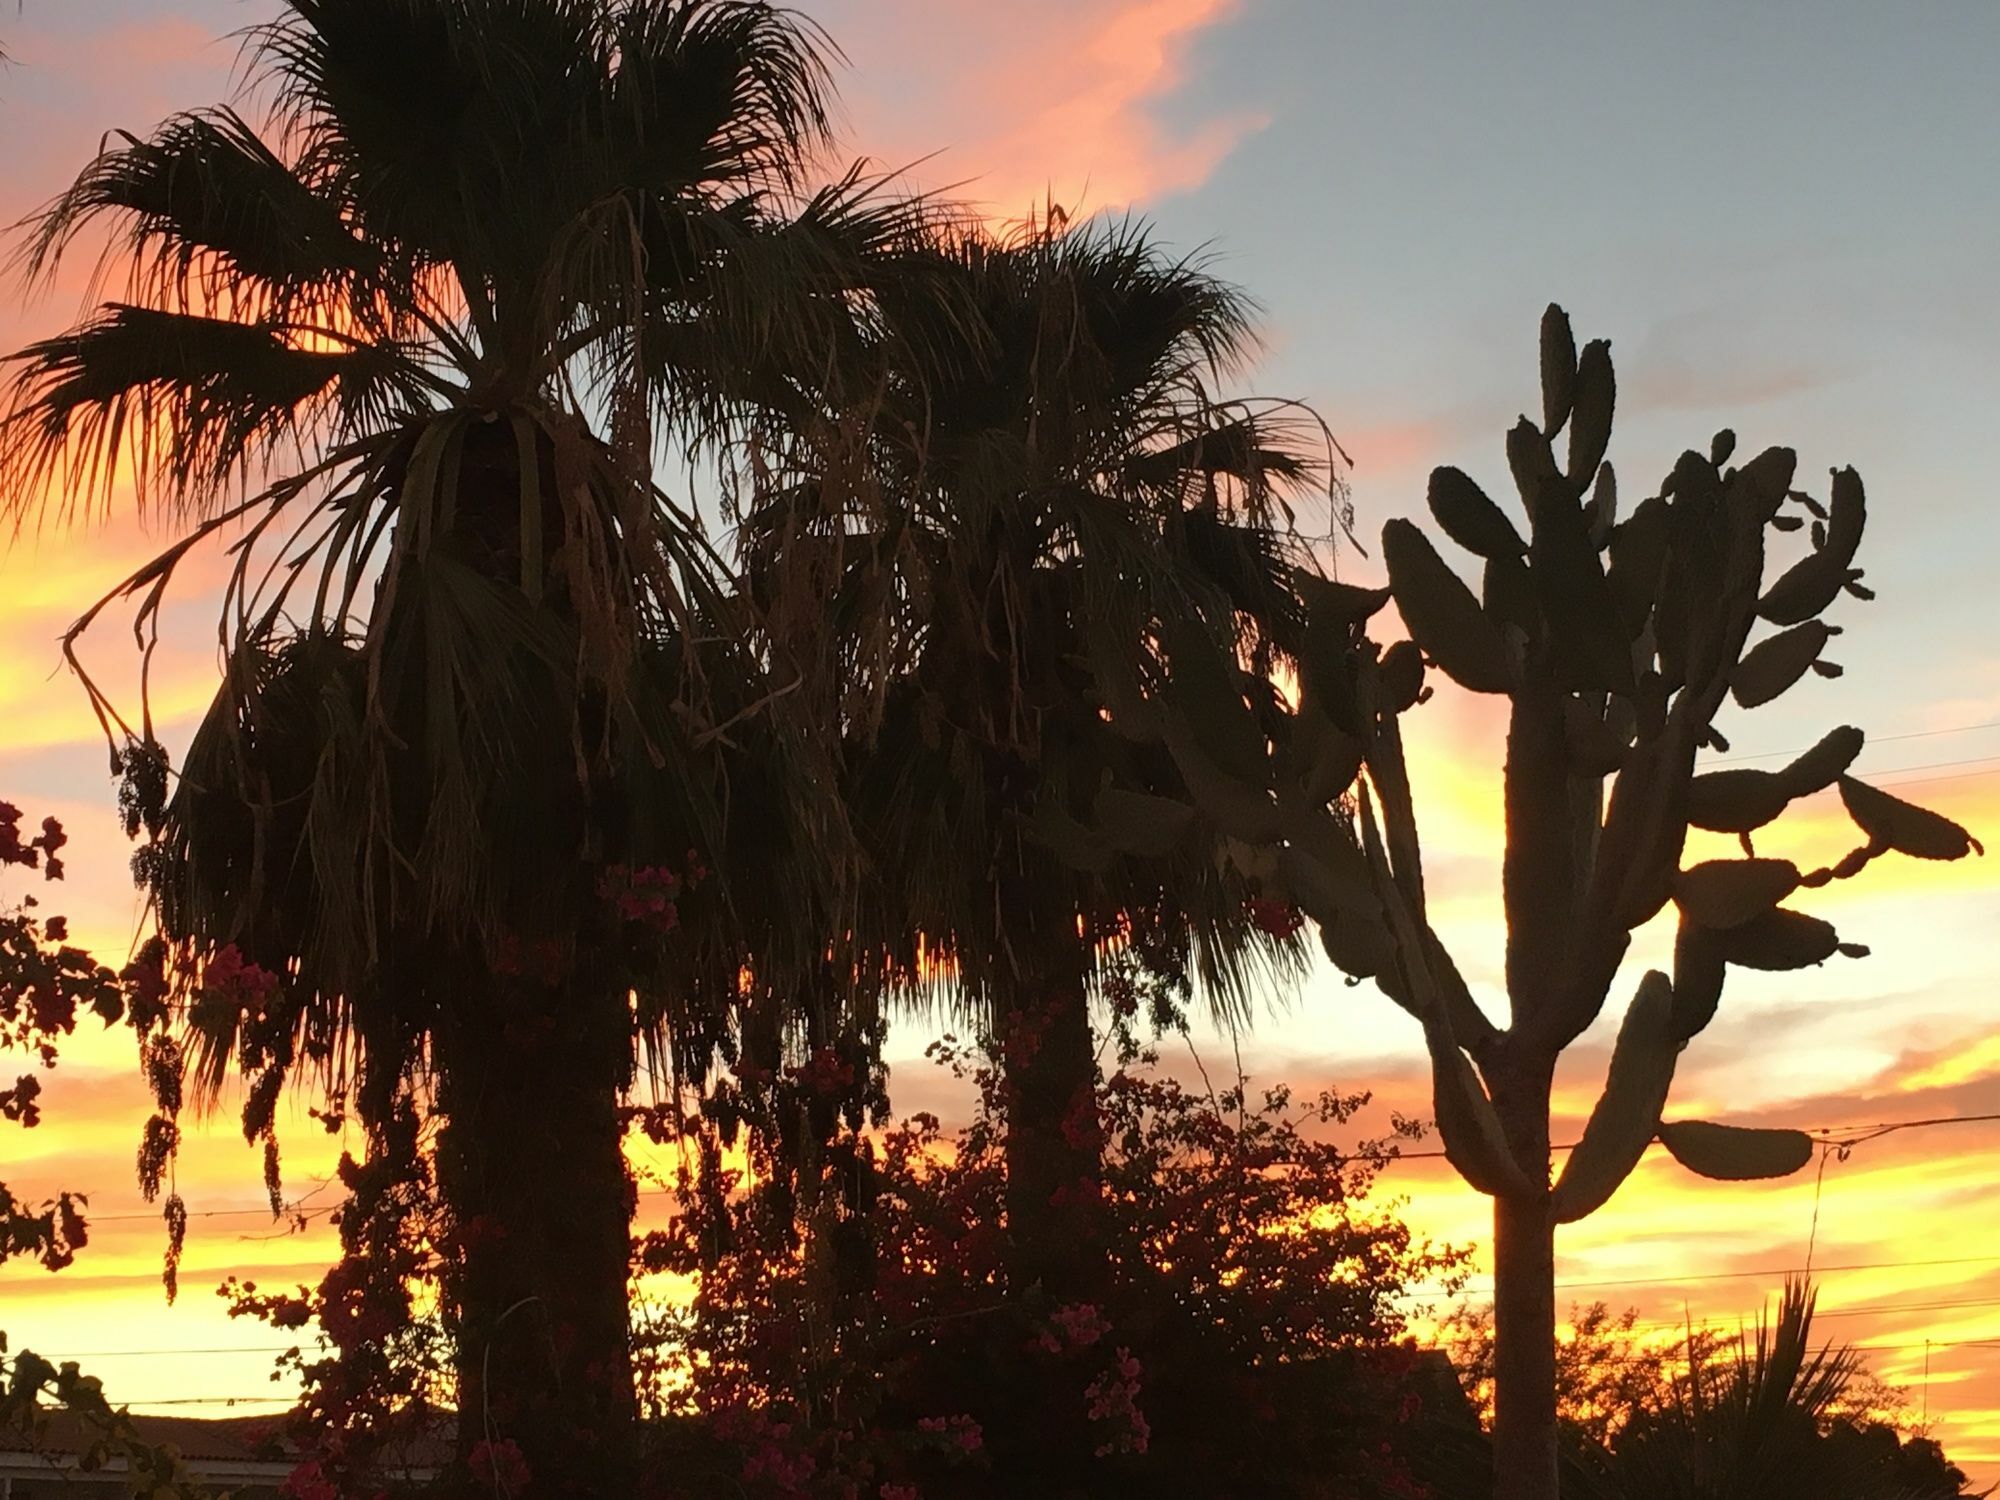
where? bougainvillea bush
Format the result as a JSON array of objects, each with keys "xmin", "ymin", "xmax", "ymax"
[{"xmin": 635, "ymin": 1012, "xmax": 1471, "ymax": 1500}]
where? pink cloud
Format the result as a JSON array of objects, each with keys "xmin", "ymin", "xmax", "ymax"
[{"xmin": 824, "ymin": 0, "xmax": 1265, "ymax": 217}]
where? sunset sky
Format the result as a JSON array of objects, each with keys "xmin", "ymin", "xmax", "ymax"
[{"xmin": 4, "ymin": 0, "xmax": 2000, "ymax": 1477}]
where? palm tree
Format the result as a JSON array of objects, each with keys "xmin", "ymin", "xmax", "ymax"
[
  {"xmin": 1581, "ymin": 1281, "xmax": 1982, "ymax": 1500},
  {"xmin": 0, "ymin": 0, "xmax": 932, "ymax": 1485},
  {"xmin": 739, "ymin": 216, "xmax": 1333, "ymax": 1315}
]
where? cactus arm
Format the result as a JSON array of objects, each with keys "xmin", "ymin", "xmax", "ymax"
[
  {"xmin": 1657, "ymin": 1120, "xmax": 1814, "ymax": 1180},
  {"xmin": 1361, "ymin": 663, "xmax": 1426, "ymax": 917},
  {"xmin": 1359, "ymin": 784, "xmax": 1520, "ymax": 1185},
  {"xmin": 1550, "ymin": 971, "xmax": 1677, "ymax": 1223}
]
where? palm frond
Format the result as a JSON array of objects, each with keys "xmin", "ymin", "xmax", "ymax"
[
  {"xmin": 14, "ymin": 106, "xmax": 385, "ymax": 323},
  {"xmin": 0, "ymin": 304, "xmax": 426, "ymax": 521}
]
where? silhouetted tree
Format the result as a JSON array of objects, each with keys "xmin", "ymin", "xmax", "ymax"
[
  {"xmin": 0, "ymin": 1, "xmax": 934, "ymax": 1487},
  {"xmin": 737, "ymin": 215, "xmax": 1333, "ymax": 1314}
]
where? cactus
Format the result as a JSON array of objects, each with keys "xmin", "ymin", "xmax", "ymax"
[{"xmin": 1135, "ymin": 305, "xmax": 1981, "ymax": 1500}]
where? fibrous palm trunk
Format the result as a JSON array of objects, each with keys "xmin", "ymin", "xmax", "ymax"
[
  {"xmin": 424, "ymin": 425, "xmax": 640, "ymax": 1489},
  {"xmin": 434, "ymin": 956, "xmax": 638, "ymax": 1494},
  {"xmin": 997, "ymin": 960, "xmax": 1105, "ymax": 1304}
]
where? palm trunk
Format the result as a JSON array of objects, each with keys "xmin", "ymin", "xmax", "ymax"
[
  {"xmin": 435, "ymin": 963, "xmax": 637, "ymax": 1495},
  {"xmin": 1490, "ymin": 1054, "xmax": 1558, "ymax": 1500},
  {"xmin": 997, "ymin": 956, "xmax": 1106, "ymax": 1306}
]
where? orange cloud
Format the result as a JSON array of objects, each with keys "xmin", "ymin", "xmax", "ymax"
[{"xmin": 828, "ymin": 0, "xmax": 1264, "ymax": 216}]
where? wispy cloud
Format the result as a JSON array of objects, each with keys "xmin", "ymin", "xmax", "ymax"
[{"xmin": 824, "ymin": 0, "xmax": 1264, "ymax": 217}]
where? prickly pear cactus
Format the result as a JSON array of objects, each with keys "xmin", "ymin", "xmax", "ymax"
[{"xmin": 1131, "ymin": 303, "xmax": 1981, "ymax": 1500}]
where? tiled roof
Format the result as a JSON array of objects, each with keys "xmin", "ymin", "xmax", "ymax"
[{"xmin": 0, "ymin": 1411, "xmax": 290, "ymax": 1464}]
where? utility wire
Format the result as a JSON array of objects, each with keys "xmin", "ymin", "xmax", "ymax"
[{"xmin": 1702, "ymin": 720, "xmax": 2000, "ymax": 766}]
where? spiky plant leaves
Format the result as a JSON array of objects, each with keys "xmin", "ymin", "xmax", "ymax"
[
  {"xmin": 1713, "ymin": 909, "xmax": 1847, "ymax": 972},
  {"xmin": 1838, "ymin": 776, "xmax": 1984, "ymax": 861},
  {"xmin": 1429, "ymin": 465, "xmax": 1526, "ymax": 558},
  {"xmin": 1506, "ymin": 416, "xmax": 1566, "ymax": 524},
  {"xmin": 1163, "ymin": 615, "xmax": 1270, "ymax": 785},
  {"xmin": 1671, "ymin": 917, "xmax": 1728, "ymax": 1041},
  {"xmin": 1091, "ymin": 787, "xmax": 1196, "ymax": 859},
  {"xmin": 1562, "ymin": 699, "xmax": 1630, "ymax": 778},
  {"xmin": 1295, "ymin": 571, "xmax": 1394, "ymax": 630},
  {"xmin": 1289, "ymin": 707, "xmax": 1365, "ymax": 804},
  {"xmin": 1658, "ymin": 1120, "xmax": 1815, "ymax": 1181},
  {"xmin": 1025, "ymin": 798, "xmax": 1117, "ymax": 875},
  {"xmin": 1730, "ymin": 445, "xmax": 1798, "ymax": 524},
  {"xmin": 1382, "ymin": 518, "xmax": 1514, "ymax": 693},
  {"xmin": 1687, "ymin": 768, "xmax": 1794, "ymax": 835},
  {"xmin": 1566, "ymin": 338, "xmax": 1615, "ymax": 486},
  {"xmin": 1778, "ymin": 725, "xmax": 1864, "ymax": 797},
  {"xmin": 1426, "ymin": 1017, "xmax": 1535, "ymax": 1199},
  {"xmin": 1553, "ymin": 971, "xmax": 1677, "ymax": 1223},
  {"xmin": 1482, "ymin": 553, "xmax": 1538, "ymax": 636},
  {"xmin": 1378, "ymin": 639, "xmax": 1426, "ymax": 713},
  {"xmin": 1540, "ymin": 303, "xmax": 1577, "ymax": 436},
  {"xmin": 1584, "ymin": 461, "xmax": 1618, "ymax": 547},
  {"xmin": 1084, "ymin": 634, "xmax": 1162, "ymax": 743},
  {"xmin": 1760, "ymin": 468, "xmax": 1867, "ymax": 625},
  {"xmin": 1277, "ymin": 844, "xmax": 1377, "ymax": 929},
  {"xmin": 1732, "ymin": 621, "xmax": 1835, "ymax": 708},
  {"xmin": 1160, "ymin": 712, "xmax": 1285, "ymax": 844},
  {"xmin": 1674, "ymin": 859, "xmax": 1802, "ymax": 930},
  {"xmin": 1710, "ymin": 428, "xmax": 1738, "ymax": 468},
  {"xmin": 1529, "ymin": 467, "xmax": 1633, "ymax": 693}
]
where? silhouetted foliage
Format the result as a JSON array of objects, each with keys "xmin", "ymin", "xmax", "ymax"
[{"xmin": 632, "ymin": 1008, "xmax": 1468, "ymax": 1498}]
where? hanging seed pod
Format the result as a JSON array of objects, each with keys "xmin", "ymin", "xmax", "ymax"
[
  {"xmin": 1838, "ymin": 776, "xmax": 1983, "ymax": 861},
  {"xmin": 1382, "ymin": 519, "xmax": 1515, "ymax": 693},
  {"xmin": 1552, "ymin": 972, "xmax": 1677, "ymax": 1223},
  {"xmin": 1541, "ymin": 303, "xmax": 1578, "ymax": 435},
  {"xmin": 1714, "ymin": 907, "xmax": 1843, "ymax": 971},
  {"xmin": 1567, "ymin": 338, "xmax": 1615, "ymax": 486},
  {"xmin": 1672, "ymin": 918, "xmax": 1727, "ymax": 1040},
  {"xmin": 1732, "ymin": 621, "xmax": 1835, "ymax": 709},
  {"xmin": 1687, "ymin": 768, "xmax": 1793, "ymax": 834},
  {"xmin": 1778, "ymin": 725, "xmax": 1865, "ymax": 798},
  {"xmin": 1092, "ymin": 788, "xmax": 1196, "ymax": 859},
  {"xmin": 1658, "ymin": 1120, "xmax": 1815, "ymax": 1181},
  {"xmin": 1674, "ymin": 858, "xmax": 1801, "ymax": 929},
  {"xmin": 1430, "ymin": 466, "xmax": 1526, "ymax": 558}
]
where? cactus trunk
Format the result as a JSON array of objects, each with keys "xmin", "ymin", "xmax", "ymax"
[{"xmin": 1491, "ymin": 1057, "xmax": 1558, "ymax": 1500}]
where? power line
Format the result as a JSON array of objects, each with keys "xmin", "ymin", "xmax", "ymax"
[
  {"xmin": 1704, "ymin": 720, "xmax": 2000, "ymax": 767},
  {"xmin": 70, "ymin": 1112, "xmax": 2000, "ymax": 1226}
]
